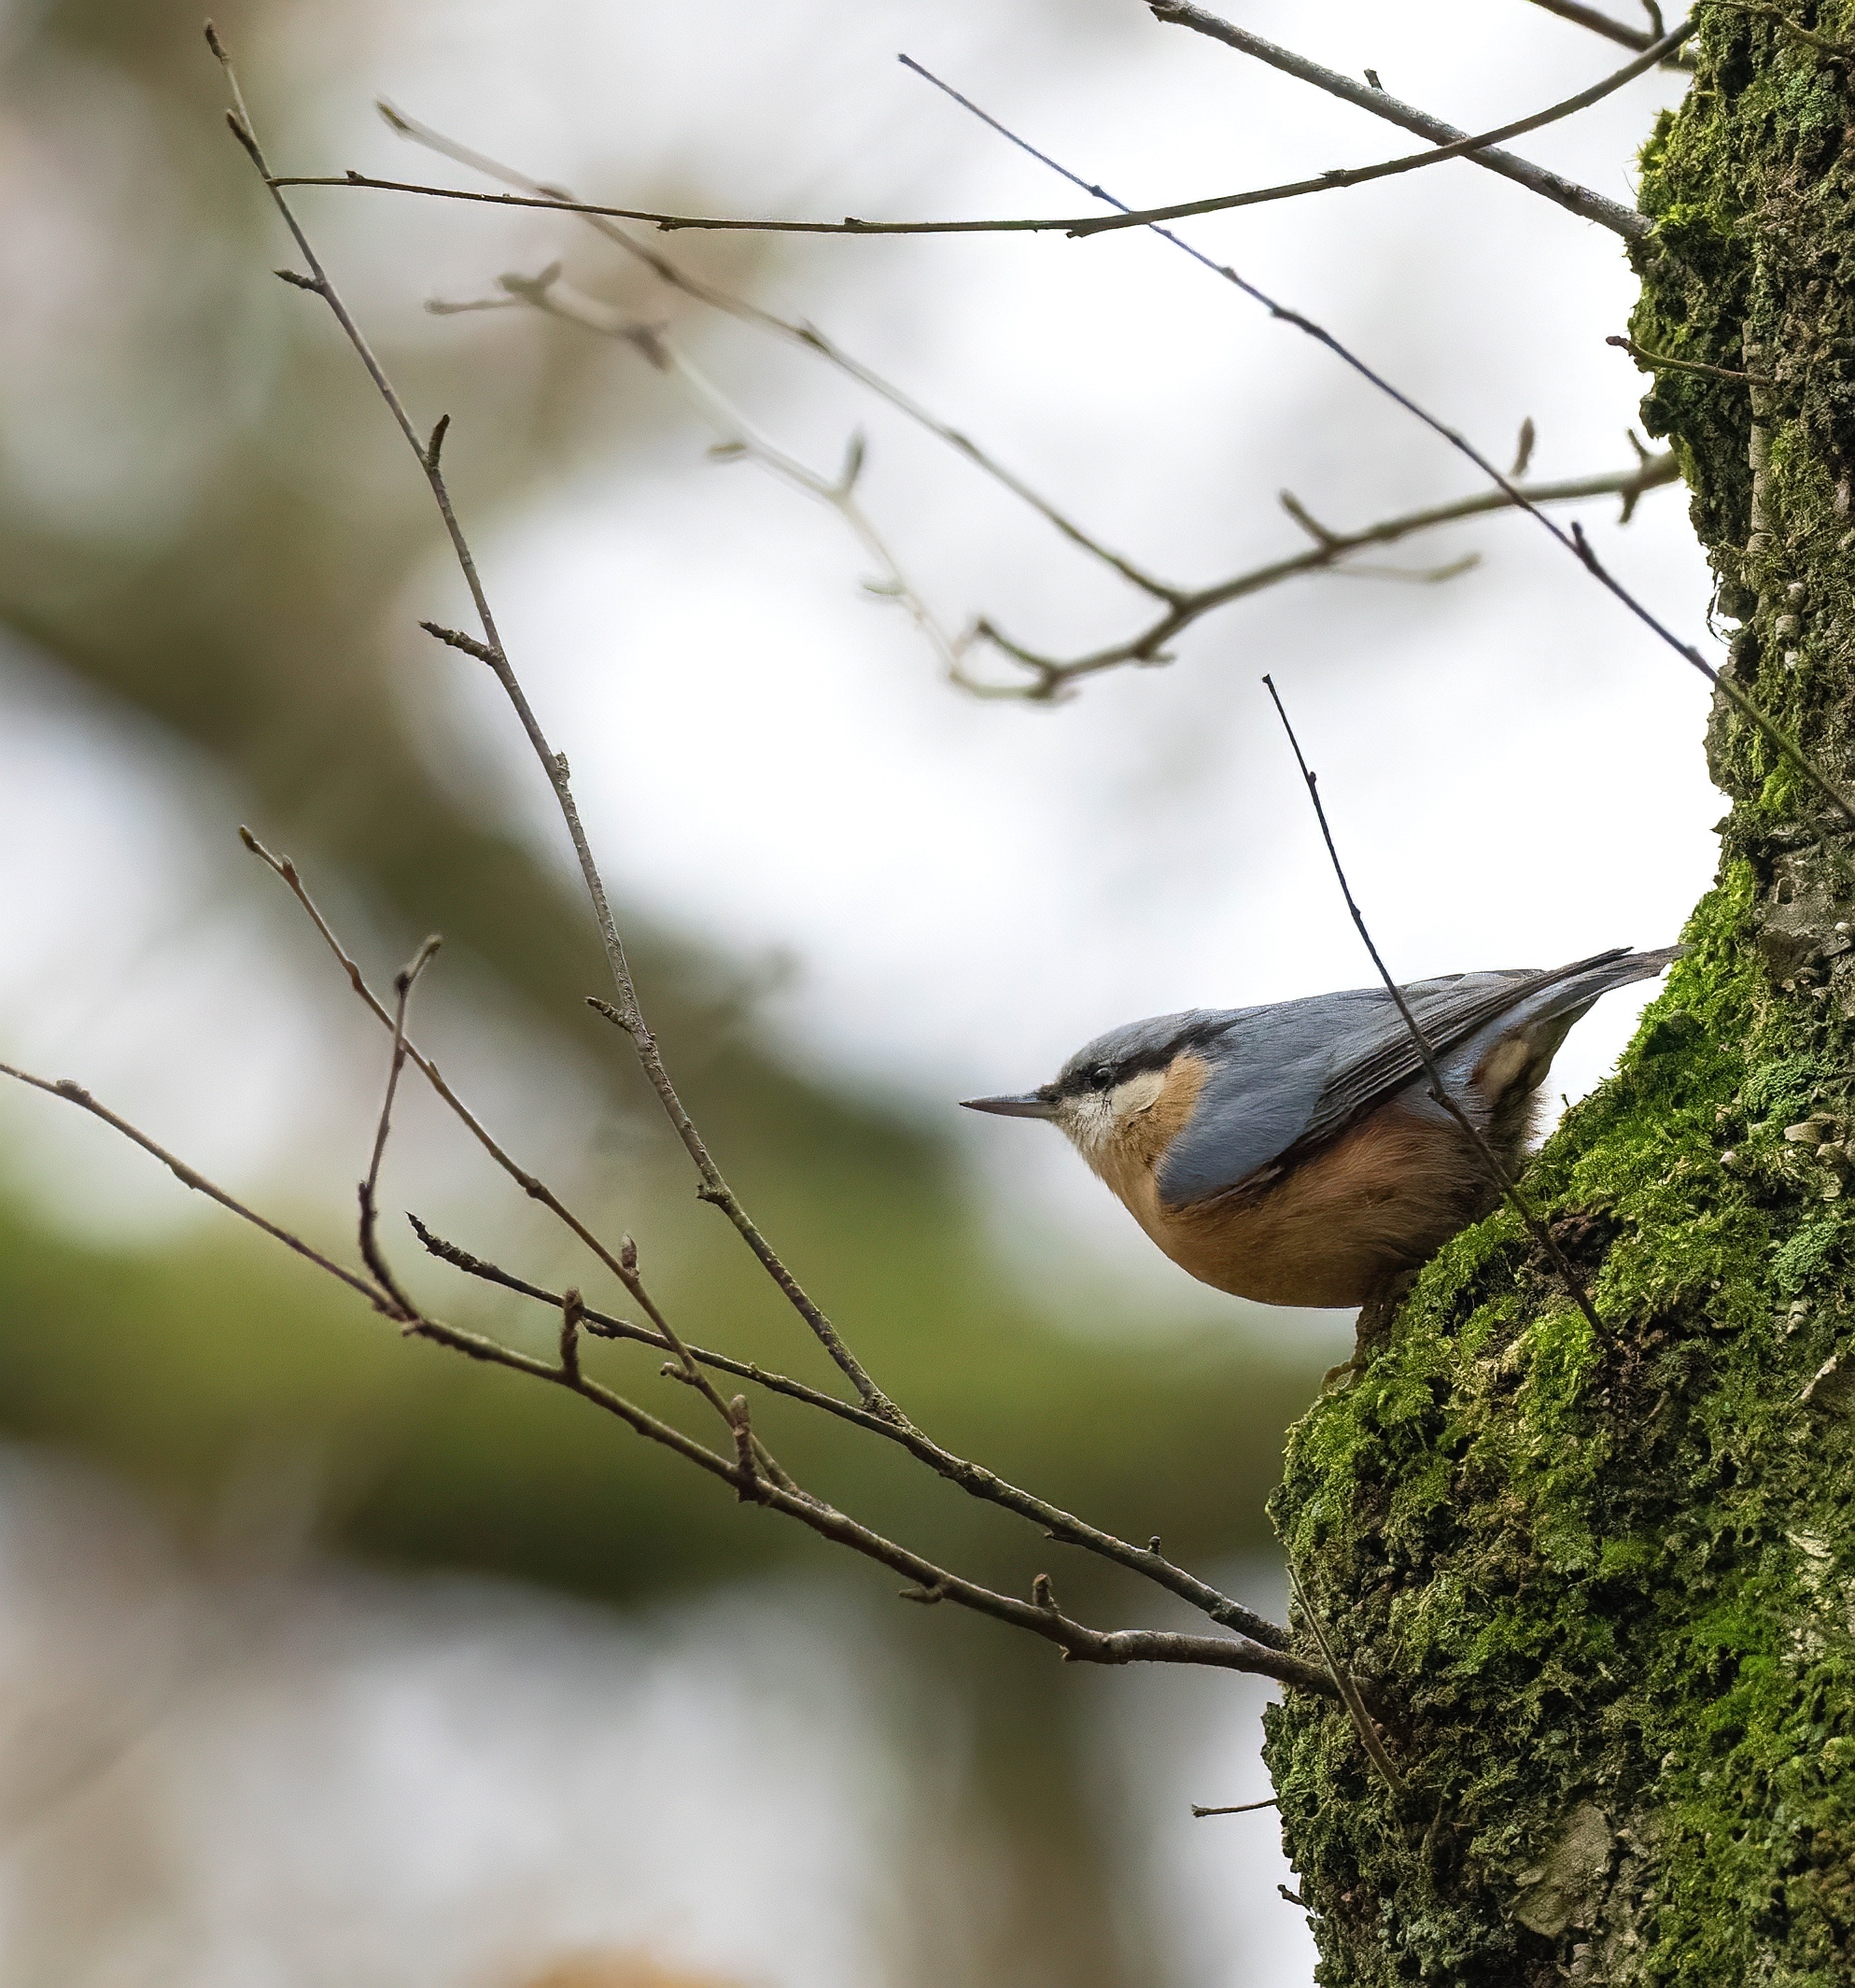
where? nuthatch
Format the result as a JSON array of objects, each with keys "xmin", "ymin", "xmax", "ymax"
[{"xmin": 963, "ymin": 947, "xmax": 1677, "ymax": 1309}]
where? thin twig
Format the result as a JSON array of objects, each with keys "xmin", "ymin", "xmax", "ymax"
[
  {"xmin": 907, "ymin": 60, "xmax": 1855, "ymax": 828},
  {"xmin": 417, "ymin": 1297, "xmax": 1336, "ymax": 1689},
  {"xmin": 238, "ymin": 824, "xmax": 1295, "ymax": 1652},
  {"xmin": 1, "ymin": 1050, "xmax": 1329, "ymax": 1694},
  {"xmin": 469, "ymin": 271, "xmax": 977, "ymax": 687},
  {"xmin": 0, "ymin": 1063, "xmax": 389, "ymax": 1310},
  {"xmin": 1524, "ymin": 0, "xmax": 1698, "ymax": 62},
  {"xmin": 402, "ymin": 1312, "xmax": 1331, "ymax": 1687},
  {"xmin": 379, "ymin": 103, "xmax": 1176, "ymax": 600},
  {"xmin": 557, "ymin": 1288, "xmax": 584, "ymax": 1383},
  {"xmin": 272, "ymin": 26, "xmax": 1686, "ymax": 248},
  {"xmin": 208, "ymin": 27, "xmax": 895, "ymax": 1421},
  {"xmin": 1144, "ymin": 3, "xmax": 1672, "ymax": 240},
  {"xmin": 1287, "ymin": 1562, "xmax": 1407, "ymax": 1798},
  {"xmin": 1262, "ymin": 676, "xmax": 1609, "ymax": 1338},
  {"xmin": 358, "ymin": 934, "xmax": 440, "ymax": 1318},
  {"xmin": 241, "ymin": 829, "xmax": 645, "ymax": 1292},
  {"xmin": 970, "ymin": 452, "xmax": 1678, "ymax": 697},
  {"xmin": 333, "ymin": 93, "xmax": 1688, "ymax": 706},
  {"xmin": 435, "ymin": 273, "xmax": 1673, "ymax": 698},
  {"xmin": 1567, "ymin": 524, "xmax": 1855, "ymax": 832},
  {"xmin": 1191, "ymin": 1797, "xmax": 1280, "ymax": 1817},
  {"xmin": 408, "ymin": 1214, "xmax": 874, "ymax": 1419},
  {"xmin": 1064, "ymin": 21, "xmax": 1693, "ymax": 237},
  {"xmin": 1607, "ymin": 331, "xmax": 1771, "ymax": 384},
  {"xmin": 406, "ymin": 1215, "xmax": 1296, "ymax": 1653},
  {"xmin": 238, "ymin": 832, "xmax": 793, "ymax": 1477}
]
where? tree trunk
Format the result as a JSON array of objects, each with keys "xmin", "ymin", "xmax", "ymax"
[{"xmin": 1264, "ymin": 14, "xmax": 1855, "ymax": 1982}]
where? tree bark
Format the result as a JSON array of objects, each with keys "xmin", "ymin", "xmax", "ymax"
[{"xmin": 1265, "ymin": 13, "xmax": 1855, "ymax": 1982}]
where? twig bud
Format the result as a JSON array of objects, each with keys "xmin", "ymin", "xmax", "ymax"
[
  {"xmin": 558, "ymin": 1289, "xmax": 583, "ymax": 1380},
  {"xmin": 1510, "ymin": 416, "xmax": 1537, "ymax": 478},
  {"xmin": 224, "ymin": 111, "xmax": 262, "ymax": 163},
  {"xmin": 729, "ymin": 1398, "xmax": 759, "ymax": 1499},
  {"xmin": 1279, "ymin": 490, "xmax": 1339, "ymax": 547},
  {"xmin": 417, "ymin": 620, "xmax": 499, "ymax": 666}
]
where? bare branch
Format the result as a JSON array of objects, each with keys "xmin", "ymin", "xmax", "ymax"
[
  {"xmin": 403, "ymin": 1215, "xmax": 1296, "ymax": 1653},
  {"xmin": 1524, "ymin": 0, "xmax": 1698, "ymax": 63},
  {"xmin": 379, "ymin": 103, "xmax": 1178, "ymax": 600},
  {"xmin": 240, "ymin": 828, "xmax": 642, "ymax": 1293},
  {"xmin": 402, "ymin": 1301, "xmax": 1330, "ymax": 1687},
  {"xmin": 1191, "ymin": 1798, "xmax": 1280, "ymax": 1817},
  {"xmin": 908, "ymin": 59, "xmax": 1855, "ymax": 827},
  {"xmin": 1061, "ymin": 20, "xmax": 1693, "ymax": 237},
  {"xmin": 475, "ymin": 270, "xmax": 980, "ymax": 688},
  {"xmin": 357, "ymin": 933, "xmax": 440, "ymax": 1318},
  {"xmin": 1286, "ymin": 1561, "xmax": 1406, "ymax": 1798},
  {"xmin": 1261, "ymin": 675, "xmax": 1608, "ymax": 1339},
  {"xmin": 424, "ymin": 275, "xmax": 1675, "ymax": 704},
  {"xmin": 238, "ymin": 831, "xmax": 793, "ymax": 1483},
  {"xmin": 0, "ymin": 1060, "xmax": 390, "ymax": 1311},
  {"xmin": 235, "ymin": 820, "xmax": 1296, "ymax": 1650},
  {"xmin": 1607, "ymin": 331, "xmax": 1772, "ymax": 384},
  {"xmin": 969, "ymin": 451, "xmax": 1679, "ymax": 698},
  {"xmin": 420, "ymin": 1302, "xmax": 1340, "ymax": 1690},
  {"xmin": 1144, "ymin": 3, "xmax": 1677, "ymax": 240},
  {"xmin": 209, "ymin": 31, "xmax": 895, "ymax": 1420},
  {"xmin": 0, "ymin": 1032, "xmax": 1327, "ymax": 1697},
  {"xmin": 1527, "ymin": 0, "xmax": 1658, "ymax": 44},
  {"xmin": 270, "ymin": 24, "xmax": 1687, "ymax": 250}
]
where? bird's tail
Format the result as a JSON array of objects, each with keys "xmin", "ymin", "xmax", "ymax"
[{"xmin": 1520, "ymin": 943, "xmax": 1683, "ymax": 1029}]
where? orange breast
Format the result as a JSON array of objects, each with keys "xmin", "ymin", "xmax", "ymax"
[{"xmin": 1104, "ymin": 1086, "xmax": 1492, "ymax": 1309}]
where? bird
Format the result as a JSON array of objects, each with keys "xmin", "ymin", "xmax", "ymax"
[{"xmin": 961, "ymin": 946, "xmax": 1677, "ymax": 1311}]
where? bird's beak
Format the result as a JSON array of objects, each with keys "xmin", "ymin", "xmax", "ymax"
[{"xmin": 960, "ymin": 1092, "xmax": 1059, "ymax": 1120}]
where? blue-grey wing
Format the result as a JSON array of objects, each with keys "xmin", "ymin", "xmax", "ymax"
[{"xmin": 1155, "ymin": 947, "xmax": 1675, "ymax": 1208}]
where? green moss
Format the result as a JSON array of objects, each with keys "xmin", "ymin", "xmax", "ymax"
[
  {"xmin": 1267, "ymin": 15, "xmax": 1855, "ymax": 1956},
  {"xmin": 1268, "ymin": 865, "xmax": 1855, "ymax": 1979}
]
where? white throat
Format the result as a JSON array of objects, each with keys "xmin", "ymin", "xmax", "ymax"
[{"xmin": 1056, "ymin": 1067, "xmax": 1166, "ymax": 1170}]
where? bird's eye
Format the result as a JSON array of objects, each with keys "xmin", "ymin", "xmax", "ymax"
[{"xmin": 1092, "ymin": 1064, "xmax": 1115, "ymax": 1089}]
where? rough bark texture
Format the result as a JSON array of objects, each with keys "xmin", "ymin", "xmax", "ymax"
[{"xmin": 1264, "ymin": 12, "xmax": 1855, "ymax": 1983}]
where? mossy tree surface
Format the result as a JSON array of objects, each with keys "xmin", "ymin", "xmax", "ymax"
[{"xmin": 1265, "ymin": 14, "xmax": 1855, "ymax": 1983}]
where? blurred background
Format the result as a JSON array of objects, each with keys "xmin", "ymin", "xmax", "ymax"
[{"xmin": 0, "ymin": 1, "xmax": 1715, "ymax": 1982}]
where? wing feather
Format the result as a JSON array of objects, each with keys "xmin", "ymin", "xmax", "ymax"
[{"xmin": 1155, "ymin": 949, "xmax": 1643, "ymax": 1209}]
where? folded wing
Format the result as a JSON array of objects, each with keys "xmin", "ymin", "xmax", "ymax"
[{"xmin": 1155, "ymin": 946, "xmax": 1677, "ymax": 1209}]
